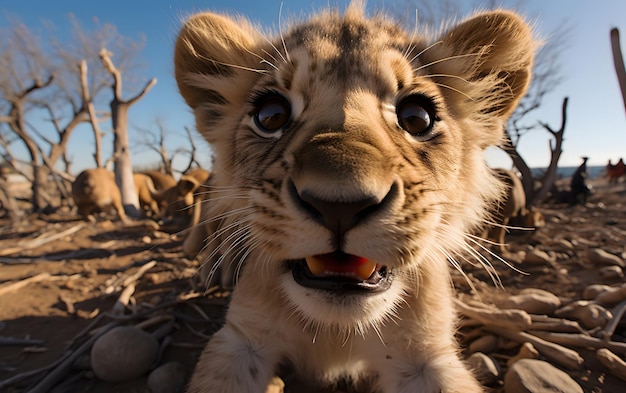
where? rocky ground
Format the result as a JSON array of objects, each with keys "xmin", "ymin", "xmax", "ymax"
[{"xmin": 0, "ymin": 177, "xmax": 625, "ymax": 393}]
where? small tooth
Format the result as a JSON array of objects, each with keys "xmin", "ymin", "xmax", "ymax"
[
  {"xmin": 356, "ymin": 260, "xmax": 377, "ymax": 280},
  {"xmin": 305, "ymin": 256, "xmax": 325, "ymax": 276}
]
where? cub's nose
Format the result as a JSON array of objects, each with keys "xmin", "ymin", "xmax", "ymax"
[{"xmin": 299, "ymin": 190, "xmax": 383, "ymax": 237}]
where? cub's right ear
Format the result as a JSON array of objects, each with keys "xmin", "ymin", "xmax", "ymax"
[{"xmin": 174, "ymin": 12, "xmax": 262, "ymax": 109}]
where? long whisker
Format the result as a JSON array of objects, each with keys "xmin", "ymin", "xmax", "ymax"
[
  {"xmin": 465, "ymin": 233, "xmax": 529, "ymax": 276},
  {"xmin": 278, "ymin": 2, "xmax": 291, "ymax": 63},
  {"xmin": 192, "ymin": 53, "xmax": 269, "ymax": 74},
  {"xmin": 259, "ymin": 33, "xmax": 289, "ymax": 65},
  {"xmin": 432, "ymin": 82, "xmax": 475, "ymax": 101},
  {"xmin": 423, "ymin": 73, "xmax": 471, "ymax": 84},
  {"xmin": 260, "ymin": 49, "xmax": 281, "ymax": 71},
  {"xmin": 402, "ymin": 9, "xmax": 420, "ymax": 60},
  {"xmin": 407, "ymin": 40, "xmax": 443, "ymax": 65},
  {"xmin": 413, "ymin": 52, "xmax": 480, "ymax": 73}
]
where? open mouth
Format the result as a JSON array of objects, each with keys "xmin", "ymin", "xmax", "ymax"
[{"xmin": 291, "ymin": 252, "xmax": 393, "ymax": 293}]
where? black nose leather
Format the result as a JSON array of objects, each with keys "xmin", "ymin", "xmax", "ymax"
[{"xmin": 298, "ymin": 191, "xmax": 382, "ymax": 238}]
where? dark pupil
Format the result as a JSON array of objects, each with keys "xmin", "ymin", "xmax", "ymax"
[
  {"xmin": 257, "ymin": 98, "xmax": 289, "ymax": 131},
  {"xmin": 400, "ymin": 104, "xmax": 430, "ymax": 134}
]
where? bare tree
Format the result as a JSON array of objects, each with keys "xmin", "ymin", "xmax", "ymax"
[
  {"xmin": 180, "ymin": 126, "xmax": 205, "ymax": 174},
  {"xmin": 610, "ymin": 28, "xmax": 626, "ymax": 118},
  {"xmin": 136, "ymin": 119, "xmax": 176, "ymax": 176},
  {"xmin": 135, "ymin": 119, "xmax": 208, "ymax": 176},
  {"xmin": 0, "ymin": 14, "xmax": 148, "ymax": 213},
  {"xmin": 52, "ymin": 14, "xmax": 142, "ymax": 169},
  {"xmin": 99, "ymin": 48, "xmax": 156, "ymax": 217},
  {"xmin": 0, "ymin": 18, "xmax": 56, "ymax": 211},
  {"xmin": 504, "ymin": 97, "xmax": 568, "ymax": 205}
]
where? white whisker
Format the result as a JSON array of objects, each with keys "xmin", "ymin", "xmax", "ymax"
[
  {"xmin": 402, "ymin": 9, "xmax": 420, "ymax": 60},
  {"xmin": 407, "ymin": 40, "xmax": 443, "ymax": 65},
  {"xmin": 278, "ymin": 2, "xmax": 291, "ymax": 63},
  {"xmin": 432, "ymin": 82, "xmax": 475, "ymax": 101},
  {"xmin": 413, "ymin": 52, "xmax": 479, "ymax": 73},
  {"xmin": 193, "ymin": 53, "xmax": 269, "ymax": 74}
]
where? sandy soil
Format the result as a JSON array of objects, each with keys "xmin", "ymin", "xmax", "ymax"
[{"xmin": 0, "ymin": 177, "xmax": 625, "ymax": 392}]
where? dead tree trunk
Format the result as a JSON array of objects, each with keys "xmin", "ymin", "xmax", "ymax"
[
  {"xmin": 610, "ymin": 28, "xmax": 626, "ymax": 117},
  {"xmin": 99, "ymin": 48, "xmax": 157, "ymax": 218},
  {"xmin": 111, "ymin": 101, "xmax": 139, "ymax": 216},
  {"xmin": 0, "ymin": 174, "xmax": 21, "ymax": 223},
  {"xmin": 80, "ymin": 60, "xmax": 105, "ymax": 168},
  {"xmin": 505, "ymin": 97, "xmax": 568, "ymax": 207},
  {"xmin": 5, "ymin": 76, "xmax": 55, "ymax": 212},
  {"xmin": 530, "ymin": 97, "xmax": 568, "ymax": 206}
]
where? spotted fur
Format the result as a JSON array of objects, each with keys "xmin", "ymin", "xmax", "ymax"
[{"xmin": 175, "ymin": 3, "xmax": 534, "ymax": 392}]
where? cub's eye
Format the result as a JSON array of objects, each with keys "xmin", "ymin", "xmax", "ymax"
[
  {"xmin": 253, "ymin": 94, "xmax": 291, "ymax": 135},
  {"xmin": 396, "ymin": 95, "xmax": 436, "ymax": 140}
]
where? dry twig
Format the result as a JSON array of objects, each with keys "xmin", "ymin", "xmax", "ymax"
[
  {"xmin": 455, "ymin": 299, "xmax": 532, "ymax": 331},
  {"xmin": 599, "ymin": 299, "xmax": 626, "ymax": 340},
  {"xmin": 0, "ymin": 223, "xmax": 86, "ymax": 257},
  {"xmin": 0, "ymin": 273, "xmax": 80, "ymax": 297},
  {"xmin": 596, "ymin": 348, "xmax": 626, "ymax": 381},
  {"xmin": 485, "ymin": 326, "xmax": 584, "ymax": 370},
  {"xmin": 103, "ymin": 260, "xmax": 157, "ymax": 294},
  {"xmin": 530, "ymin": 330, "xmax": 626, "ymax": 355}
]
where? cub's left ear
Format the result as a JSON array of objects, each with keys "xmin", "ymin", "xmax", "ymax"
[{"xmin": 434, "ymin": 10, "xmax": 536, "ymax": 119}]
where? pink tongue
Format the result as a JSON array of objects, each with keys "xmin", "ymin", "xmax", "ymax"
[{"xmin": 305, "ymin": 253, "xmax": 377, "ymax": 280}]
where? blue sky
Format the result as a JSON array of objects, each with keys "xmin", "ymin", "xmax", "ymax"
[{"xmin": 2, "ymin": 0, "xmax": 626, "ymax": 173}]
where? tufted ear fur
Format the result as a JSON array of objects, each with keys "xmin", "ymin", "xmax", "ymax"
[
  {"xmin": 174, "ymin": 12, "xmax": 263, "ymax": 109},
  {"xmin": 427, "ymin": 11, "xmax": 535, "ymax": 128}
]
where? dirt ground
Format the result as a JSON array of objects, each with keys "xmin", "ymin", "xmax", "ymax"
[{"xmin": 0, "ymin": 177, "xmax": 625, "ymax": 392}]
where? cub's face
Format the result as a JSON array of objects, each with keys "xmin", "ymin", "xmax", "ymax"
[{"xmin": 175, "ymin": 6, "xmax": 533, "ymax": 329}]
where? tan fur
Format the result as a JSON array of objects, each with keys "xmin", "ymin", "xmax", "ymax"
[
  {"xmin": 72, "ymin": 168, "xmax": 128, "ymax": 222},
  {"xmin": 175, "ymin": 4, "xmax": 534, "ymax": 392},
  {"xmin": 142, "ymin": 170, "xmax": 206, "ymax": 223},
  {"xmin": 144, "ymin": 170, "xmax": 177, "ymax": 190},
  {"xmin": 133, "ymin": 173, "xmax": 160, "ymax": 217},
  {"xmin": 182, "ymin": 168, "xmax": 211, "ymax": 186},
  {"xmin": 183, "ymin": 172, "xmax": 237, "ymax": 290},
  {"xmin": 182, "ymin": 168, "xmax": 212, "ymax": 228}
]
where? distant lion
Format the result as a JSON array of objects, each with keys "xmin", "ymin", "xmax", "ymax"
[
  {"xmin": 606, "ymin": 158, "xmax": 625, "ymax": 185},
  {"xmin": 175, "ymin": 4, "xmax": 534, "ymax": 392},
  {"xmin": 142, "ymin": 170, "xmax": 208, "ymax": 224},
  {"xmin": 72, "ymin": 168, "xmax": 128, "ymax": 222}
]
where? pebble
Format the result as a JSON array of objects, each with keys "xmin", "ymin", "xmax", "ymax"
[
  {"xmin": 599, "ymin": 265, "xmax": 624, "ymax": 279},
  {"xmin": 555, "ymin": 239, "xmax": 574, "ymax": 250},
  {"xmin": 147, "ymin": 362, "xmax": 187, "ymax": 393},
  {"xmin": 504, "ymin": 359, "xmax": 583, "ymax": 393},
  {"xmin": 523, "ymin": 249, "xmax": 554, "ymax": 265},
  {"xmin": 467, "ymin": 352, "xmax": 500, "ymax": 385},
  {"xmin": 582, "ymin": 284, "xmax": 612, "ymax": 300},
  {"xmin": 555, "ymin": 300, "xmax": 613, "ymax": 330},
  {"xmin": 468, "ymin": 334, "xmax": 499, "ymax": 354},
  {"xmin": 90, "ymin": 326, "xmax": 159, "ymax": 383},
  {"xmin": 501, "ymin": 289, "xmax": 561, "ymax": 315},
  {"xmin": 507, "ymin": 342, "xmax": 539, "ymax": 367},
  {"xmin": 587, "ymin": 248, "xmax": 625, "ymax": 267}
]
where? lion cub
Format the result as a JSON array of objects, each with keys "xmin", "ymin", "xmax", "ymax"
[{"xmin": 175, "ymin": 3, "xmax": 534, "ymax": 392}]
